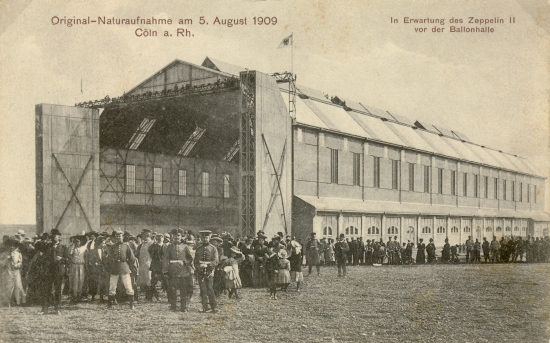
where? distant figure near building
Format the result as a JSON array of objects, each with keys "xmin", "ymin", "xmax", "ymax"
[
  {"xmin": 416, "ymin": 238, "xmax": 426, "ymax": 264},
  {"xmin": 334, "ymin": 234, "xmax": 349, "ymax": 277}
]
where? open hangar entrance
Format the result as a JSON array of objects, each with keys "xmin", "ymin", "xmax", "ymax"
[{"xmin": 36, "ymin": 59, "xmax": 292, "ymax": 239}]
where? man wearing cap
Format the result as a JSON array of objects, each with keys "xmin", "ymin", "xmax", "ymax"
[
  {"xmin": 210, "ymin": 234, "xmax": 225, "ymax": 297},
  {"xmin": 163, "ymin": 228, "xmax": 194, "ymax": 312},
  {"xmin": 194, "ymin": 230, "xmax": 219, "ymax": 313},
  {"xmin": 104, "ymin": 229, "xmax": 137, "ymax": 310},
  {"xmin": 148, "ymin": 233, "xmax": 165, "ymax": 301},
  {"xmin": 334, "ymin": 234, "xmax": 349, "ymax": 277}
]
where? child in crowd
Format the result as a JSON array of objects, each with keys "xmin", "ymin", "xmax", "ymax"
[
  {"xmin": 277, "ymin": 250, "xmax": 291, "ymax": 291},
  {"xmin": 223, "ymin": 247, "xmax": 243, "ymax": 299}
]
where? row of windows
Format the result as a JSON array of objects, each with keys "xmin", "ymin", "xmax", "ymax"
[
  {"xmin": 125, "ymin": 165, "xmax": 230, "ymax": 198},
  {"xmin": 322, "ymin": 225, "xmax": 527, "ymax": 237},
  {"xmin": 485, "ymin": 226, "xmax": 527, "ymax": 232},
  {"xmin": 327, "ymin": 151, "xmax": 537, "ymax": 203}
]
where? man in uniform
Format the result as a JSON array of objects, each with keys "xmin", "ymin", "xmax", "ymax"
[
  {"xmin": 194, "ymin": 230, "xmax": 219, "ymax": 313},
  {"xmin": 349, "ymin": 237, "xmax": 357, "ymax": 266},
  {"xmin": 490, "ymin": 236, "xmax": 500, "ymax": 263},
  {"xmin": 482, "ymin": 237, "xmax": 490, "ymax": 263},
  {"xmin": 473, "ymin": 238, "xmax": 481, "ymax": 263},
  {"xmin": 365, "ymin": 239, "xmax": 373, "ymax": 265},
  {"xmin": 334, "ymin": 234, "xmax": 349, "ymax": 277},
  {"xmin": 105, "ymin": 229, "xmax": 137, "ymax": 310},
  {"xmin": 148, "ymin": 233, "xmax": 165, "ymax": 301},
  {"xmin": 465, "ymin": 236, "xmax": 473, "ymax": 263},
  {"xmin": 426, "ymin": 238, "xmax": 436, "ymax": 263},
  {"xmin": 163, "ymin": 228, "xmax": 194, "ymax": 312},
  {"xmin": 405, "ymin": 240, "xmax": 414, "ymax": 264},
  {"xmin": 393, "ymin": 236, "xmax": 401, "ymax": 264},
  {"xmin": 357, "ymin": 237, "xmax": 365, "ymax": 265}
]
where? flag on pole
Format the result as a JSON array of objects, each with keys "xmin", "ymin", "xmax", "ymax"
[{"xmin": 277, "ymin": 34, "xmax": 293, "ymax": 48}]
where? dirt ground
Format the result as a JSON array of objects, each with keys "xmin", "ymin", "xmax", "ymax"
[{"xmin": 0, "ymin": 263, "xmax": 548, "ymax": 343}]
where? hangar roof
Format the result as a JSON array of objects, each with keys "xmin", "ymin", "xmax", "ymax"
[{"xmin": 118, "ymin": 57, "xmax": 543, "ymax": 178}]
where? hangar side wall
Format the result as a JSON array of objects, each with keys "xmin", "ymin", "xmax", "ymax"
[
  {"xmin": 293, "ymin": 125, "xmax": 548, "ymax": 247},
  {"xmin": 254, "ymin": 72, "xmax": 293, "ymax": 238},
  {"xmin": 35, "ymin": 104, "xmax": 100, "ymax": 236}
]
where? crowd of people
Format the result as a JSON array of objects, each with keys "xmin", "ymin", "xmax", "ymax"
[
  {"xmin": 0, "ymin": 228, "xmax": 306, "ymax": 313},
  {"xmin": 0, "ymin": 228, "xmax": 548, "ymax": 314},
  {"xmin": 303, "ymin": 234, "xmax": 550, "ymax": 267}
]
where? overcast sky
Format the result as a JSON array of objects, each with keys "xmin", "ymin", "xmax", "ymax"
[{"xmin": 0, "ymin": 0, "xmax": 548, "ymax": 224}]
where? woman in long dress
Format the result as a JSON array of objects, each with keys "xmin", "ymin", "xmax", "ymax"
[
  {"xmin": 288, "ymin": 239, "xmax": 303, "ymax": 291},
  {"xmin": 223, "ymin": 247, "xmax": 243, "ymax": 299},
  {"xmin": 2, "ymin": 238, "xmax": 26, "ymax": 306},
  {"xmin": 325, "ymin": 238, "xmax": 335, "ymax": 266},
  {"xmin": 416, "ymin": 238, "xmax": 426, "ymax": 264},
  {"xmin": 136, "ymin": 232, "xmax": 153, "ymax": 300}
]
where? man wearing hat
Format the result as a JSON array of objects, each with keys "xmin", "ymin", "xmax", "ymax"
[
  {"xmin": 334, "ymin": 233, "xmax": 349, "ymax": 277},
  {"xmin": 104, "ymin": 229, "xmax": 137, "ymax": 310},
  {"xmin": 306, "ymin": 232, "xmax": 322, "ymax": 276},
  {"xmin": 50, "ymin": 229, "xmax": 69, "ymax": 314},
  {"xmin": 163, "ymin": 228, "xmax": 194, "ymax": 312},
  {"xmin": 253, "ymin": 233, "xmax": 268, "ymax": 287},
  {"xmin": 87, "ymin": 234, "xmax": 108, "ymax": 302},
  {"xmin": 194, "ymin": 230, "xmax": 219, "ymax": 313},
  {"xmin": 240, "ymin": 237, "xmax": 254, "ymax": 287},
  {"xmin": 68, "ymin": 235, "xmax": 88, "ymax": 303}
]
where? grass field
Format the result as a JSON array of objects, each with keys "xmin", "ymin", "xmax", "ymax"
[{"xmin": 0, "ymin": 263, "xmax": 548, "ymax": 343}]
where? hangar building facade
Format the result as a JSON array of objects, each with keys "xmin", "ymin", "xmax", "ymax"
[{"xmin": 35, "ymin": 57, "xmax": 548, "ymax": 246}]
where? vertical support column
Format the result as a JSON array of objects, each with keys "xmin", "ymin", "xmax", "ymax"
[
  {"xmin": 459, "ymin": 217, "xmax": 463, "ymax": 245},
  {"xmin": 240, "ymin": 72, "xmax": 256, "ymax": 238},
  {"xmin": 446, "ymin": 216, "xmax": 450, "ymax": 240},
  {"xmin": 430, "ymin": 155, "xmax": 435, "ymax": 206},
  {"xmin": 399, "ymin": 149, "xmax": 405, "ymax": 204},
  {"xmin": 433, "ymin": 215, "xmax": 436, "ymax": 241},
  {"xmin": 400, "ymin": 215, "xmax": 405, "ymax": 244},
  {"xmin": 514, "ymin": 173, "xmax": 518, "ymax": 211},
  {"xmin": 362, "ymin": 142, "xmax": 368, "ymax": 201},
  {"xmin": 416, "ymin": 215, "xmax": 421, "ymax": 244},
  {"xmin": 361, "ymin": 214, "xmax": 367, "ymax": 238},
  {"xmin": 312, "ymin": 214, "xmax": 322, "ymax": 237},
  {"xmin": 337, "ymin": 212, "xmax": 343, "ymax": 237},
  {"xmin": 498, "ymin": 169, "xmax": 502, "ymax": 210},
  {"xmin": 381, "ymin": 214, "xmax": 386, "ymax": 241},
  {"xmin": 317, "ymin": 132, "xmax": 323, "ymax": 198},
  {"xmin": 478, "ymin": 166, "xmax": 482, "ymax": 209},
  {"xmin": 456, "ymin": 162, "xmax": 460, "ymax": 207}
]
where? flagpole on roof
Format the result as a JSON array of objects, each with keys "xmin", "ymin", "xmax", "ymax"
[{"xmin": 291, "ymin": 32, "xmax": 294, "ymax": 80}]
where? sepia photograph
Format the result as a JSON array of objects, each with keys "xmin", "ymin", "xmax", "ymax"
[{"xmin": 0, "ymin": 0, "xmax": 549, "ymax": 342}]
